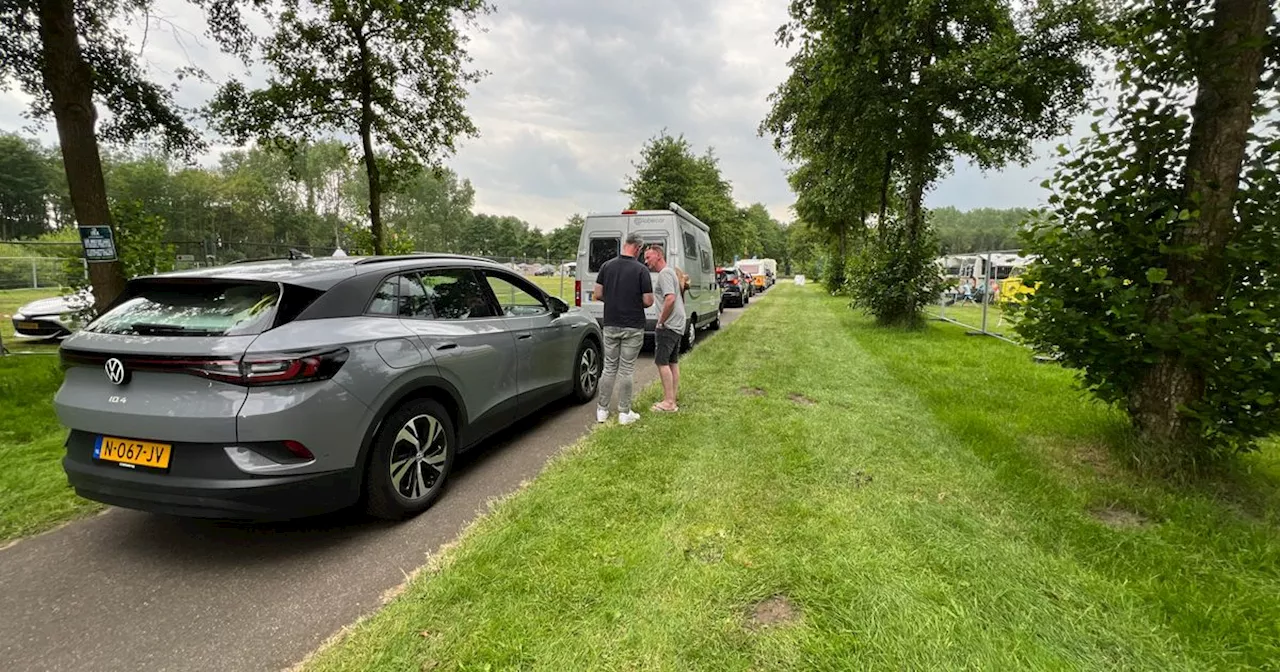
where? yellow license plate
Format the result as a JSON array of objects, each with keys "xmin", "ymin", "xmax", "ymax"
[
  {"xmin": 96, "ymin": 436, "xmax": 172, "ymax": 470},
  {"xmin": 17, "ymin": 321, "xmax": 41, "ymax": 330}
]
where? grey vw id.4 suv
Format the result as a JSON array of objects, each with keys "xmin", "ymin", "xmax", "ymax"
[{"xmin": 54, "ymin": 254, "xmax": 604, "ymax": 520}]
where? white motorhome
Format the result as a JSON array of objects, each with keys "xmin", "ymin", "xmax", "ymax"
[{"xmin": 575, "ymin": 203, "xmax": 722, "ymax": 350}]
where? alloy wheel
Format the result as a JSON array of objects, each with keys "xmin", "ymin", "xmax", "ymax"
[{"xmin": 388, "ymin": 414, "xmax": 448, "ymax": 500}]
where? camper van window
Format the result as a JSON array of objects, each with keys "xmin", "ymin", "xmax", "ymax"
[
  {"xmin": 700, "ymin": 249, "xmax": 712, "ymax": 273},
  {"xmin": 588, "ymin": 237, "xmax": 619, "ymax": 272},
  {"xmin": 682, "ymin": 231, "xmax": 697, "ymax": 259}
]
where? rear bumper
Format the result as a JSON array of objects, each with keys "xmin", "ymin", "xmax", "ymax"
[{"xmin": 62, "ymin": 432, "xmax": 362, "ymax": 520}]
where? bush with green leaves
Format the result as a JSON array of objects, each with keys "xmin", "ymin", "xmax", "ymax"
[
  {"xmin": 846, "ymin": 227, "xmax": 945, "ymax": 328},
  {"xmin": 1016, "ymin": 0, "xmax": 1280, "ymax": 461}
]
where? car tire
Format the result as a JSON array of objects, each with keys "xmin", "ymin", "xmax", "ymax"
[
  {"xmin": 365, "ymin": 398, "xmax": 456, "ymax": 520},
  {"xmin": 710, "ymin": 314, "xmax": 721, "ymax": 330},
  {"xmin": 572, "ymin": 338, "xmax": 602, "ymax": 403},
  {"xmin": 681, "ymin": 317, "xmax": 696, "ymax": 352}
]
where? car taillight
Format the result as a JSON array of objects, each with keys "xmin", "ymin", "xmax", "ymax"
[
  {"xmin": 192, "ymin": 347, "xmax": 348, "ymax": 386},
  {"xmin": 731, "ymin": 278, "xmax": 739, "ymax": 285},
  {"xmin": 575, "ymin": 280, "xmax": 582, "ymax": 307}
]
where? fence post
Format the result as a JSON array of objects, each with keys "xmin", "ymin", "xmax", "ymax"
[
  {"xmin": 980, "ymin": 250, "xmax": 991, "ymax": 334},
  {"xmin": 32, "ymin": 258, "xmax": 38, "ymax": 289}
]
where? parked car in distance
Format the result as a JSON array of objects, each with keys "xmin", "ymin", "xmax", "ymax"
[
  {"xmin": 717, "ymin": 267, "xmax": 750, "ymax": 308},
  {"xmin": 11, "ymin": 288, "xmax": 93, "ymax": 339},
  {"xmin": 53, "ymin": 254, "xmax": 604, "ymax": 521}
]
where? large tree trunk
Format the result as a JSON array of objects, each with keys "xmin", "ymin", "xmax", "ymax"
[
  {"xmin": 878, "ymin": 152, "xmax": 893, "ymax": 240},
  {"xmin": 355, "ymin": 28, "xmax": 384, "ymax": 255},
  {"xmin": 1128, "ymin": 0, "xmax": 1273, "ymax": 451},
  {"xmin": 38, "ymin": 0, "xmax": 126, "ymax": 312}
]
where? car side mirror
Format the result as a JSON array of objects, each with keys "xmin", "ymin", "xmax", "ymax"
[{"xmin": 549, "ymin": 297, "xmax": 569, "ymax": 315}]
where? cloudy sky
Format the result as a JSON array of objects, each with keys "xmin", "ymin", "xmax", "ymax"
[{"xmin": 0, "ymin": 0, "xmax": 1089, "ymax": 231}]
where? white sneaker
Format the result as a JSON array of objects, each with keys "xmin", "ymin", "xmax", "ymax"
[
  {"xmin": 618, "ymin": 411, "xmax": 641, "ymax": 425},
  {"xmin": 596, "ymin": 408, "xmax": 609, "ymax": 424}
]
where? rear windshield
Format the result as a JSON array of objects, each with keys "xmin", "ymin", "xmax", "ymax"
[
  {"xmin": 588, "ymin": 237, "xmax": 619, "ymax": 272},
  {"xmin": 89, "ymin": 281, "xmax": 282, "ymax": 337}
]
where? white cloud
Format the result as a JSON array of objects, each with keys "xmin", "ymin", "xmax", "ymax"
[{"xmin": 0, "ymin": 0, "xmax": 1096, "ymax": 231}]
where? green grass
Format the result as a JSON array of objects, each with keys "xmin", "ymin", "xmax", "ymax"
[
  {"xmin": 928, "ymin": 300, "xmax": 1014, "ymax": 332},
  {"xmin": 303, "ymin": 284, "xmax": 1279, "ymax": 671},
  {"xmin": 0, "ymin": 287, "xmax": 64, "ymax": 354},
  {"xmin": 524, "ymin": 274, "xmax": 575, "ymax": 302},
  {"xmin": 0, "ymin": 355, "xmax": 99, "ymax": 542}
]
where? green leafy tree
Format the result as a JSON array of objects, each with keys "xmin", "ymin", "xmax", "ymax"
[
  {"xmin": 622, "ymin": 131, "xmax": 740, "ymax": 258},
  {"xmin": 547, "ymin": 213, "xmax": 584, "ymax": 261},
  {"xmin": 1017, "ymin": 0, "xmax": 1278, "ymax": 466},
  {"xmin": 1, "ymin": 0, "xmax": 257, "ymax": 309},
  {"xmin": 210, "ymin": 0, "xmax": 491, "ymax": 255},
  {"xmin": 764, "ymin": 0, "xmax": 1099, "ymax": 325},
  {"xmin": 0, "ymin": 134, "xmax": 54, "ymax": 239}
]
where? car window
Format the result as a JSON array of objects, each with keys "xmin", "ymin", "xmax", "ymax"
[
  {"xmin": 89, "ymin": 281, "xmax": 280, "ymax": 336},
  {"xmin": 588, "ymin": 237, "xmax": 618, "ymax": 272},
  {"xmin": 682, "ymin": 231, "xmax": 697, "ymax": 259},
  {"xmin": 485, "ymin": 274, "xmax": 548, "ymax": 317},
  {"xmin": 421, "ymin": 270, "xmax": 500, "ymax": 320},
  {"xmin": 700, "ymin": 248, "xmax": 712, "ymax": 273},
  {"xmin": 368, "ymin": 278, "xmax": 399, "ymax": 315},
  {"xmin": 368, "ymin": 274, "xmax": 432, "ymax": 318}
]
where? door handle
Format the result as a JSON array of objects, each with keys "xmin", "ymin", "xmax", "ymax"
[
  {"xmin": 517, "ymin": 334, "xmax": 533, "ymax": 340},
  {"xmin": 434, "ymin": 343, "xmax": 457, "ymax": 351}
]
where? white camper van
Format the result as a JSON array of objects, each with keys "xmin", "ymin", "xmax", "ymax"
[{"xmin": 575, "ymin": 203, "xmax": 722, "ymax": 350}]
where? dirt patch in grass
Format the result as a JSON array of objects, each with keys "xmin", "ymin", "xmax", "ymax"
[
  {"xmin": 788, "ymin": 393, "xmax": 816, "ymax": 406},
  {"xmin": 1089, "ymin": 505, "xmax": 1152, "ymax": 530},
  {"xmin": 741, "ymin": 387, "xmax": 766, "ymax": 397},
  {"xmin": 747, "ymin": 595, "xmax": 800, "ymax": 631},
  {"xmin": 850, "ymin": 470, "xmax": 873, "ymax": 488}
]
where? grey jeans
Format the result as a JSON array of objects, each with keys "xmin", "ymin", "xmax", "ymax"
[{"xmin": 596, "ymin": 326, "xmax": 645, "ymax": 413}]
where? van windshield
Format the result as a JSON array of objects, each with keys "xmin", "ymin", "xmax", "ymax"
[{"xmin": 739, "ymin": 264, "xmax": 760, "ymax": 275}]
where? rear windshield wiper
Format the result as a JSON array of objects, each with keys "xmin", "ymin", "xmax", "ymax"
[{"xmin": 129, "ymin": 323, "xmax": 225, "ymax": 336}]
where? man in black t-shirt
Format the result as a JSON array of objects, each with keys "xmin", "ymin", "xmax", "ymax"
[{"xmin": 592, "ymin": 232, "xmax": 654, "ymax": 425}]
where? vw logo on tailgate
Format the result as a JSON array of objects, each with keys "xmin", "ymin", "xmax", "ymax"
[{"xmin": 104, "ymin": 357, "xmax": 130, "ymax": 386}]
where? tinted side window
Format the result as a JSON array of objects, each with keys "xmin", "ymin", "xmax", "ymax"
[
  {"xmin": 700, "ymin": 248, "xmax": 712, "ymax": 273},
  {"xmin": 368, "ymin": 275, "xmax": 432, "ymax": 318},
  {"xmin": 588, "ymin": 237, "xmax": 618, "ymax": 272},
  {"xmin": 421, "ymin": 270, "xmax": 499, "ymax": 320},
  {"xmin": 682, "ymin": 231, "xmax": 697, "ymax": 259},
  {"xmin": 368, "ymin": 278, "xmax": 399, "ymax": 315}
]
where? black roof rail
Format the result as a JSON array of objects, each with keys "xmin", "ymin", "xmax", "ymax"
[
  {"xmin": 353, "ymin": 253, "xmax": 497, "ymax": 266},
  {"xmin": 225, "ymin": 256, "xmax": 286, "ymax": 265}
]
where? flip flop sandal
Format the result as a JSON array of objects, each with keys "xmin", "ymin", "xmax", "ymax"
[{"xmin": 651, "ymin": 403, "xmax": 679, "ymax": 413}]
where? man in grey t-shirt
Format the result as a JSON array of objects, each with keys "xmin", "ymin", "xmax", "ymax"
[{"xmin": 644, "ymin": 245, "xmax": 686, "ymax": 412}]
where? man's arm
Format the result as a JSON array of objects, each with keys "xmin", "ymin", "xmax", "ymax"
[
  {"xmin": 657, "ymin": 293, "xmax": 675, "ymax": 325},
  {"xmin": 592, "ymin": 264, "xmax": 606, "ymax": 302},
  {"xmin": 641, "ymin": 265, "xmax": 654, "ymax": 308}
]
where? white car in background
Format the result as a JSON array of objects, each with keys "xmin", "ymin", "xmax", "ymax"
[{"xmin": 10, "ymin": 289, "xmax": 93, "ymax": 339}]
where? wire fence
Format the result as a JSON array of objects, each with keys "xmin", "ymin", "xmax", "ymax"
[{"xmin": 928, "ymin": 249, "xmax": 1035, "ymax": 346}]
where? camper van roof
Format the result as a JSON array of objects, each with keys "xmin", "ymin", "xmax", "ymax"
[{"xmin": 584, "ymin": 203, "xmax": 711, "ymax": 233}]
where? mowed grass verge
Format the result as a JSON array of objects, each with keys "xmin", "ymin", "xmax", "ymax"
[
  {"xmin": 0, "ymin": 355, "xmax": 100, "ymax": 542},
  {"xmin": 304, "ymin": 283, "xmax": 1279, "ymax": 671}
]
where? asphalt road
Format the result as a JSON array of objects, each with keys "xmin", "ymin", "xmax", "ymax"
[{"xmin": 0, "ymin": 300, "xmax": 756, "ymax": 672}]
